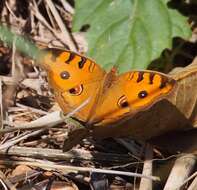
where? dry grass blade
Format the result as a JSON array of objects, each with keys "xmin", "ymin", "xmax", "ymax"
[
  {"xmin": 0, "ymin": 129, "xmax": 43, "ymax": 149},
  {"xmin": 188, "ymin": 175, "xmax": 197, "ymax": 190},
  {"xmin": 0, "ymin": 80, "xmax": 3, "ymax": 128},
  {"xmin": 0, "ymin": 179, "xmax": 8, "ymax": 190},
  {"xmin": 175, "ymin": 171, "xmax": 197, "ymax": 190},
  {"xmin": 0, "ymin": 170, "xmax": 16, "ymax": 190},
  {"xmin": 1, "ymin": 98, "xmax": 90, "ymax": 134},
  {"xmin": 15, "ymin": 103, "xmax": 48, "ymax": 115},
  {"xmin": 0, "ymin": 76, "xmax": 15, "ymax": 85},
  {"xmin": 31, "ymin": 0, "xmax": 65, "ymax": 47},
  {"xmin": 45, "ymin": 0, "xmax": 77, "ymax": 50},
  {"xmin": 60, "ymin": 0, "xmax": 74, "ymax": 14},
  {"xmin": 164, "ymin": 154, "xmax": 196, "ymax": 190}
]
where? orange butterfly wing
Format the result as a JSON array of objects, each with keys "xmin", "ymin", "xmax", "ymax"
[
  {"xmin": 42, "ymin": 49, "xmax": 106, "ymax": 122},
  {"xmin": 89, "ymin": 71, "xmax": 176, "ymax": 126}
]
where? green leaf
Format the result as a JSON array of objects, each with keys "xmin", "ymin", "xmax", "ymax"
[
  {"xmin": 0, "ymin": 25, "xmax": 45, "ymax": 61},
  {"xmin": 73, "ymin": 0, "xmax": 191, "ymax": 72}
]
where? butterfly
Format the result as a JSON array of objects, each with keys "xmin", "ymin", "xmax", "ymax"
[{"xmin": 41, "ymin": 48, "xmax": 186, "ymax": 142}]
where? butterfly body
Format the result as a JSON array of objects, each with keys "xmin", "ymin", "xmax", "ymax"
[{"xmin": 42, "ymin": 49, "xmax": 193, "ymax": 140}]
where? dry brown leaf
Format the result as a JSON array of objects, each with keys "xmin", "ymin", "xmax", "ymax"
[
  {"xmin": 168, "ymin": 57, "xmax": 197, "ymax": 125},
  {"xmin": 50, "ymin": 181, "xmax": 79, "ymax": 190},
  {"xmin": 149, "ymin": 57, "xmax": 197, "ymax": 153},
  {"xmin": 10, "ymin": 165, "xmax": 33, "ymax": 177}
]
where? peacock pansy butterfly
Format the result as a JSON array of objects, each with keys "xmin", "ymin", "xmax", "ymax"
[{"xmin": 41, "ymin": 48, "xmax": 179, "ymax": 140}]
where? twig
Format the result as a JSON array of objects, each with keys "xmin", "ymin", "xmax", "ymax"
[
  {"xmin": 0, "ymin": 146, "xmax": 134, "ymax": 163},
  {"xmin": 0, "ymin": 159, "xmax": 160, "ymax": 181},
  {"xmin": 139, "ymin": 144, "xmax": 153, "ymax": 190},
  {"xmin": 107, "ymin": 154, "xmax": 188, "ymax": 172}
]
